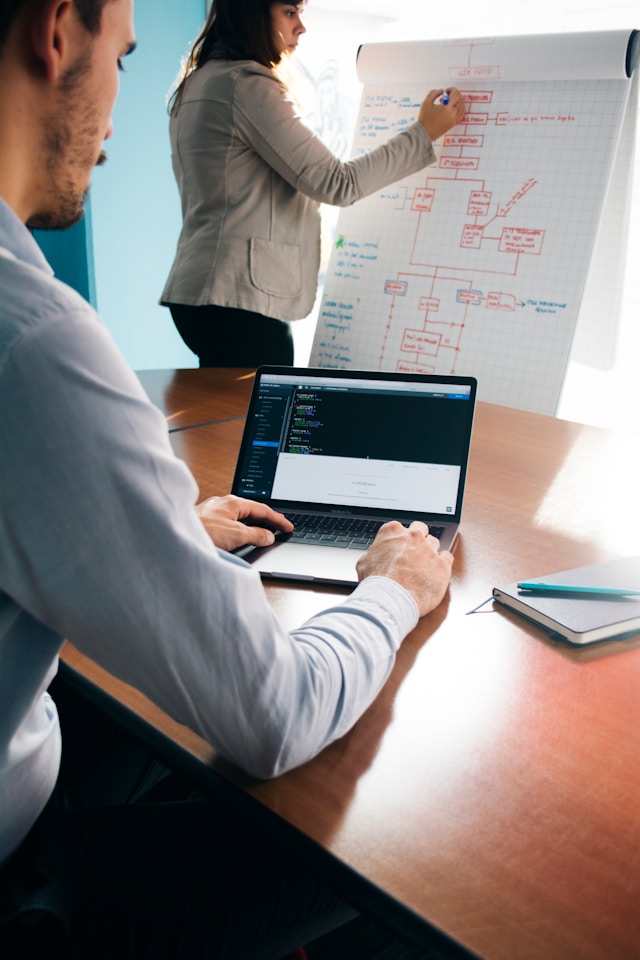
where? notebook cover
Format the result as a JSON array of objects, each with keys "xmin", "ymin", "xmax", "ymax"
[{"xmin": 492, "ymin": 556, "xmax": 640, "ymax": 644}]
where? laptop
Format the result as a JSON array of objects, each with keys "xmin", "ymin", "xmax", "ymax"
[{"xmin": 231, "ymin": 366, "xmax": 477, "ymax": 586}]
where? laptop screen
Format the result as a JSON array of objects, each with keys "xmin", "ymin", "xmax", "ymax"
[{"xmin": 232, "ymin": 368, "xmax": 477, "ymax": 522}]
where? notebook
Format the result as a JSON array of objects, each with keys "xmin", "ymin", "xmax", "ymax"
[
  {"xmin": 492, "ymin": 556, "xmax": 640, "ymax": 645},
  {"xmin": 231, "ymin": 366, "xmax": 477, "ymax": 585}
]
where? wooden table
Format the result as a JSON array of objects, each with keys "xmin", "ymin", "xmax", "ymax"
[
  {"xmin": 136, "ymin": 366, "xmax": 255, "ymax": 430},
  {"xmin": 64, "ymin": 369, "xmax": 640, "ymax": 960}
]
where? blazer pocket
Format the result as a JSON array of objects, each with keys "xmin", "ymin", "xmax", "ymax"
[{"xmin": 249, "ymin": 238, "xmax": 302, "ymax": 298}]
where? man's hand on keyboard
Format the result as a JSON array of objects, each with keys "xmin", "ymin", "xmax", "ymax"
[
  {"xmin": 356, "ymin": 521, "xmax": 453, "ymax": 618},
  {"xmin": 195, "ymin": 495, "xmax": 293, "ymax": 552}
]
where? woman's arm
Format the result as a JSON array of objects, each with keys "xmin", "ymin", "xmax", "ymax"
[{"xmin": 232, "ymin": 65, "xmax": 439, "ymax": 206}]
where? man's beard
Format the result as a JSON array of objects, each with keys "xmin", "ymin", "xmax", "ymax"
[
  {"xmin": 27, "ymin": 51, "xmax": 105, "ymax": 232},
  {"xmin": 27, "ymin": 151, "xmax": 107, "ymax": 232},
  {"xmin": 27, "ymin": 186, "xmax": 89, "ymax": 232}
]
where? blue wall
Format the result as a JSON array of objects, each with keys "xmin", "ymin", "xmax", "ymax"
[
  {"xmin": 88, "ymin": 0, "xmax": 206, "ymax": 369},
  {"xmin": 34, "ymin": 202, "xmax": 97, "ymax": 308}
]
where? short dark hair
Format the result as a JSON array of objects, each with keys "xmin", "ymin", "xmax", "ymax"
[
  {"xmin": 0, "ymin": 0, "xmax": 112, "ymax": 52},
  {"xmin": 170, "ymin": 0, "xmax": 304, "ymax": 113},
  {"xmin": 74, "ymin": 0, "xmax": 113, "ymax": 33}
]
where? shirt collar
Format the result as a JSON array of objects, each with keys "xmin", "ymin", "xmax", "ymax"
[{"xmin": 0, "ymin": 198, "xmax": 55, "ymax": 277}]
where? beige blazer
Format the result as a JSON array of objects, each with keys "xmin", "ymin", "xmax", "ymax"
[{"xmin": 161, "ymin": 58, "xmax": 435, "ymax": 322}]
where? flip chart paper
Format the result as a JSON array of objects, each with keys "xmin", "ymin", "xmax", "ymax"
[{"xmin": 310, "ymin": 30, "xmax": 638, "ymax": 414}]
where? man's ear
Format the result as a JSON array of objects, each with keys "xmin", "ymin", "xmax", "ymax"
[{"xmin": 30, "ymin": 0, "xmax": 74, "ymax": 81}]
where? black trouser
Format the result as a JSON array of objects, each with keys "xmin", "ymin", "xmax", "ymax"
[{"xmin": 169, "ymin": 303, "xmax": 295, "ymax": 368}]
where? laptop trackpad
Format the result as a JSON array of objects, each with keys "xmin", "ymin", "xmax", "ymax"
[{"xmin": 248, "ymin": 542, "xmax": 363, "ymax": 585}]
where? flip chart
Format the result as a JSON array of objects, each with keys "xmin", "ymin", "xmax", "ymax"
[{"xmin": 310, "ymin": 30, "xmax": 639, "ymax": 414}]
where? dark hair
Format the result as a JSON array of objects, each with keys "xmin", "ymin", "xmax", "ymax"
[
  {"xmin": 0, "ymin": 0, "xmax": 112, "ymax": 52},
  {"xmin": 74, "ymin": 0, "xmax": 113, "ymax": 33},
  {"xmin": 169, "ymin": 0, "xmax": 303, "ymax": 113}
]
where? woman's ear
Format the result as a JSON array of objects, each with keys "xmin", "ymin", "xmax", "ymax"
[{"xmin": 30, "ymin": 0, "xmax": 74, "ymax": 81}]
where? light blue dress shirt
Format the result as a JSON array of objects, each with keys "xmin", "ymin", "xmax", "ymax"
[{"xmin": 0, "ymin": 199, "xmax": 418, "ymax": 864}]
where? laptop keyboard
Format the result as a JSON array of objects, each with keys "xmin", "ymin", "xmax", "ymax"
[{"xmin": 284, "ymin": 514, "xmax": 444, "ymax": 549}]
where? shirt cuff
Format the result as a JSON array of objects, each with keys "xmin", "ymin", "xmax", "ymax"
[{"xmin": 350, "ymin": 575, "xmax": 420, "ymax": 642}]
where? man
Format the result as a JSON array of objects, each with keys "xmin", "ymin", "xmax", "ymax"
[{"xmin": 0, "ymin": 1, "xmax": 453, "ymax": 956}]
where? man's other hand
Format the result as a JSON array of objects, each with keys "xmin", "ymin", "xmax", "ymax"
[
  {"xmin": 195, "ymin": 495, "xmax": 293, "ymax": 552},
  {"xmin": 356, "ymin": 521, "xmax": 453, "ymax": 618}
]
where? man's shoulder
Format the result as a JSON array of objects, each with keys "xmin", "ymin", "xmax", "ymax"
[
  {"xmin": 0, "ymin": 248, "xmax": 157, "ymax": 446},
  {"xmin": 0, "ymin": 251, "xmax": 92, "ymax": 366}
]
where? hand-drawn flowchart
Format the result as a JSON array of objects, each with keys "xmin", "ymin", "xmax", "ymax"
[{"xmin": 310, "ymin": 31, "xmax": 638, "ymax": 414}]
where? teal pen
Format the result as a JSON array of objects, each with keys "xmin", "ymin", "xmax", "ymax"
[{"xmin": 517, "ymin": 581, "xmax": 640, "ymax": 596}]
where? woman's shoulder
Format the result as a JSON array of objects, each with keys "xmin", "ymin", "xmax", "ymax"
[
  {"xmin": 179, "ymin": 58, "xmax": 286, "ymax": 112},
  {"xmin": 197, "ymin": 57, "xmax": 279, "ymax": 87}
]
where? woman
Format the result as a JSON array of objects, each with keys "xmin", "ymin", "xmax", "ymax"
[{"xmin": 161, "ymin": 0, "xmax": 464, "ymax": 367}]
